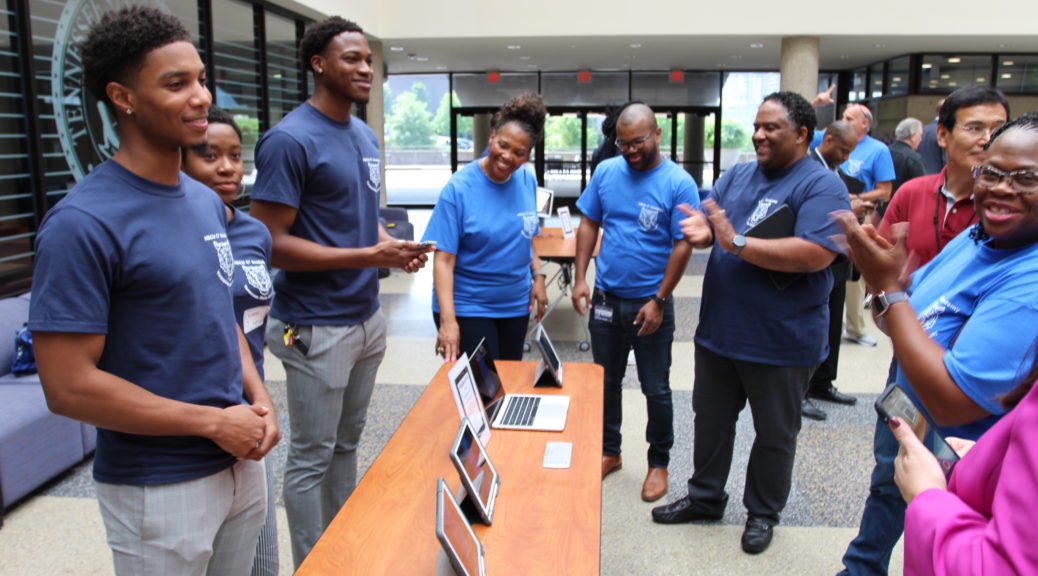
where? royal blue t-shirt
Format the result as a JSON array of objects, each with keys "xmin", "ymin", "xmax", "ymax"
[
  {"xmin": 897, "ymin": 228, "xmax": 1038, "ymax": 440},
  {"xmin": 251, "ymin": 102, "xmax": 381, "ymax": 326},
  {"xmin": 422, "ymin": 161, "xmax": 538, "ymax": 317},
  {"xmin": 576, "ymin": 156, "xmax": 699, "ymax": 298},
  {"xmin": 227, "ymin": 206, "xmax": 274, "ymax": 379},
  {"xmin": 695, "ymin": 157, "xmax": 849, "ymax": 366},
  {"xmin": 811, "ymin": 132, "xmax": 895, "ymax": 190},
  {"xmin": 28, "ymin": 161, "xmax": 242, "ymax": 485}
]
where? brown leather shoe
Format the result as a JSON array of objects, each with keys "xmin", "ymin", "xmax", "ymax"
[
  {"xmin": 602, "ymin": 454, "xmax": 623, "ymax": 479},
  {"xmin": 641, "ymin": 467, "xmax": 668, "ymax": 502}
]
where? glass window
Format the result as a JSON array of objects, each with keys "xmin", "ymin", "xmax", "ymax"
[
  {"xmin": 212, "ymin": 0, "xmax": 261, "ymax": 177},
  {"xmin": 817, "ymin": 72, "xmax": 838, "ymax": 95},
  {"xmin": 384, "ymin": 74, "xmax": 451, "ymax": 204},
  {"xmin": 996, "ymin": 55, "xmax": 1038, "ymax": 94},
  {"xmin": 885, "ymin": 57, "xmax": 910, "ymax": 96},
  {"xmin": 265, "ymin": 11, "xmax": 303, "ymax": 126},
  {"xmin": 452, "ymin": 72, "xmax": 538, "ymax": 107},
  {"xmin": 719, "ymin": 72, "xmax": 778, "ymax": 174},
  {"xmin": 869, "ymin": 62, "xmax": 884, "ymax": 98},
  {"xmin": 541, "ymin": 71, "xmax": 628, "ymax": 107},
  {"xmin": 849, "ymin": 68, "xmax": 866, "ymax": 102},
  {"xmin": 1, "ymin": 1, "xmax": 35, "ymax": 289},
  {"xmin": 630, "ymin": 71, "xmax": 720, "ymax": 107},
  {"xmin": 919, "ymin": 54, "xmax": 992, "ymax": 93}
]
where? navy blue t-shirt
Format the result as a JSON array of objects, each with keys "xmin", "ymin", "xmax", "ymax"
[
  {"xmin": 422, "ymin": 161, "xmax": 538, "ymax": 317},
  {"xmin": 577, "ymin": 156, "xmax": 699, "ymax": 298},
  {"xmin": 227, "ymin": 206, "xmax": 273, "ymax": 379},
  {"xmin": 695, "ymin": 157, "xmax": 850, "ymax": 366},
  {"xmin": 251, "ymin": 102, "xmax": 382, "ymax": 326},
  {"xmin": 28, "ymin": 161, "xmax": 242, "ymax": 485}
]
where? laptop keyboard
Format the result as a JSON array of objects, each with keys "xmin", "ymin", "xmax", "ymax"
[{"xmin": 501, "ymin": 396, "xmax": 541, "ymax": 427}]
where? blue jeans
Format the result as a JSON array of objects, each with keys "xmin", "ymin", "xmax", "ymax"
[
  {"xmin": 588, "ymin": 289, "xmax": 675, "ymax": 468},
  {"xmin": 840, "ymin": 358, "xmax": 902, "ymax": 576}
]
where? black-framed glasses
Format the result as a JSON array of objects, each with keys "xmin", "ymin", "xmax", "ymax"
[
  {"xmin": 973, "ymin": 164, "xmax": 1038, "ymax": 195},
  {"xmin": 615, "ymin": 132, "xmax": 655, "ymax": 150}
]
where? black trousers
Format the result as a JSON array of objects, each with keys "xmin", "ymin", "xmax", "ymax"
[
  {"xmin": 688, "ymin": 345, "xmax": 816, "ymax": 524},
  {"xmin": 809, "ymin": 258, "xmax": 850, "ymax": 390},
  {"xmin": 433, "ymin": 313, "xmax": 529, "ymax": 361}
]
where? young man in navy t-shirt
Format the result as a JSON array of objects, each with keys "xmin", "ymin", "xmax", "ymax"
[
  {"xmin": 28, "ymin": 8, "xmax": 277, "ymax": 575},
  {"xmin": 572, "ymin": 104, "xmax": 701, "ymax": 504},
  {"xmin": 248, "ymin": 17, "xmax": 429, "ymax": 568},
  {"xmin": 652, "ymin": 92, "xmax": 849, "ymax": 555}
]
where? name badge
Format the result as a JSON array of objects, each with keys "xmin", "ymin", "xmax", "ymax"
[
  {"xmin": 243, "ymin": 305, "xmax": 270, "ymax": 334},
  {"xmin": 593, "ymin": 304, "xmax": 614, "ymax": 323}
]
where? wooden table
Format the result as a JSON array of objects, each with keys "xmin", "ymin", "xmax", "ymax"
[
  {"xmin": 296, "ymin": 361, "xmax": 604, "ymax": 576},
  {"xmin": 531, "ymin": 228, "xmax": 601, "ymax": 350}
]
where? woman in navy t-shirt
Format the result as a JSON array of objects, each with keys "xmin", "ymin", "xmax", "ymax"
[
  {"xmin": 183, "ymin": 107, "xmax": 279, "ymax": 576},
  {"xmin": 423, "ymin": 93, "xmax": 549, "ymax": 362}
]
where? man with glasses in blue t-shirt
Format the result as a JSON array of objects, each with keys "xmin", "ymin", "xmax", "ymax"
[
  {"xmin": 572, "ymin": 103, "xmax": 702, "ymax": 504},
  {"xmin": 652, "ymin": 92, "xmax": 849, "ymax": 555}
]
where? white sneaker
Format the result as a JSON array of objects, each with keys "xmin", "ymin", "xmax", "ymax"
[
  {"xmin": 628, "ymin": 350, "xmax": 636, "ymax": 365},
  {"xmin": 843, "ymin": 332, "xmax": 878, "ymax": 347}
]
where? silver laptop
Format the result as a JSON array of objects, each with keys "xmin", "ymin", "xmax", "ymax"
[{"xmin": 469, "ymin": 337, "xmax": 569, "ymax": 432}]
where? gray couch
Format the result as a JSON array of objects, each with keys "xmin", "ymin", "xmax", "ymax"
[{"xmin": 0, "ymin": 293, "xmax": 95, "ymax": 525}]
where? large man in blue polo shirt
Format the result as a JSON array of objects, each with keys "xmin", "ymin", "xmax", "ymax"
[
  {"xmin": 571, "ymin": 103, "xmax": 700, "ymax": 503},
  {"xmin": 652, "ymin": 92, "xmax": 849, "ymax": 555}
]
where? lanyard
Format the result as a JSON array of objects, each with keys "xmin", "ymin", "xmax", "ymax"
[{"xmin": 933, "ymin": 182, "xmax": 977, "ymax": 251}]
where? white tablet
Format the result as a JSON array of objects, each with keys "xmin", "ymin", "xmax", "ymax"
[
  {"xmin": 436, "ymin": 477, "xmax": 486, "ymax": 576},
  {"xmin": 450, "ymin": 417, "xmax": 500, "ymax": 525}
]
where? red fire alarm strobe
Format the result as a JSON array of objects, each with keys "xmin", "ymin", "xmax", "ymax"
[
  {"xmin": 669, "ymin": 70, "xmax": 684, "ymax": 84},
  {"xmin": 577, "ymin": 70, "xmax": 592, "ymax": 84},
  {"xmin": 487, "ymin": 71, "xmax": 500, "ymax": 84}
]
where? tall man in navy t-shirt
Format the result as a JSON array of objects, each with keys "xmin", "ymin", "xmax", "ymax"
[
  {"xmin": 572, "ymin": 104, "xmax": 703, "ymax": 503},
  {"xmin": 652, "ymin": 92, "xmax": 849, "ymax": 555},
  {"xmin": 29, "ymin": 7, "xmax": 277, "ymax": 575},
  {"xmin": 249, "ymin": 17, "xmax": 429, "ymax": 568}
]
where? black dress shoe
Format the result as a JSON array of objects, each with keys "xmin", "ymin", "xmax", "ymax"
[
  {"xmin": 741, "ymin": 517, "xmax": 774, "ymax": 554},
  {"xmin": 801, "ymin": 398, "xmax": 827, "ymax": 421},
  {"xmin": 808, "ymin": 385, "xmax": 858, "ymax": 406},
  {"xmin": 651, "ymin": 495, "xmax": 724, "ymax": 524}
]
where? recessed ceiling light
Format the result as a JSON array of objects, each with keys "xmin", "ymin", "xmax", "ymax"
[
  {"xmin": 717, "ymin": 63, "xmax": 725, "ymax": 68},
  {"xmin": 940, "ymin": 74, "xmax": 950, "ymax": 79},
  {"xmin": 750, "ymin": 43, "xmax": 763, "ymax": 49},
  {"xmin": 1003, "ymin": 60, "xmax": 1015, "ymax": 66},
  {"xmin": 893, "ymin": 76, "xmax": 902, "ymax": 82},
  {"xmin": 416, "ymin": 56, "xmax": 429, "ymax": 62},
  {"xmin": 730, "ymin": 54, "xmax": 742, "ymax": 60},
  {"xmin": 630, "ymin": 43, "xmax": 642, "ymax": 49},
  {"xmin": 435, "ymin": 65, "xmax": 447, "ymax": 70},
  {"xmin": 389, "ymin": 46, "xmax": 404, "ymax": 52},
  {"xmin": 874, "ymin": 43, "xmax": 884, "ymax": 49},
  {"xmin": 921, "ymin": 63, "xmax": 932, "ymax": 69},
  {"xmin": 519, "ymin": 55, "xmax": 531, "ymax": 60},
  {"xmin": 527, "ymin": 64, "xmax": 537, "ymax": 69},
  {"xmin": 947, "ymin": 57, "xmax": 961, "ymax": 64},
  {"xmin": 507, "ymin": 44, "xmax": 521, "ymax": 50},
  {"xmin": 976, "ymin": 77, "xmax": 986, "ymax": 82},
  {"xmin": 1002, "ymin": 73, "xmax": 1013, "ymax": 79},
  {"xmin": 948, "ymin": 81, "xmax": 957, "ymax": 87},
  {"xmin": 840, "ymin": 55, "xmax": 848, "ymax": 60}
]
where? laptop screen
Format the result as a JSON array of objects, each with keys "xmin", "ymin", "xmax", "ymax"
[{"xmin": 470, "ymin": 339, "xmax": 506, "ymax": 418}]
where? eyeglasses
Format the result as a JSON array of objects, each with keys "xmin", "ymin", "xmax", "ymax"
[
  {"xmin": 615, "ymin": 132, "xmax": 655, "ymax": 150},
  {"xmin": 973, "ymin": 164, "xmax": 1038, "ymax": 195},
  {"xmin": 957, "ymin": 122, "xmax": 1004, "ymax": 138}
]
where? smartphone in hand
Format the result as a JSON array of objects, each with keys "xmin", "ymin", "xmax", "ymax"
[{"xmin": 875, "ymin": 384, "xmax": 960, "ymax": 478}]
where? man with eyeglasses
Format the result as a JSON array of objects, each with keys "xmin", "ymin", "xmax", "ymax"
[
  {"xmin": 571, "ymin": 103, "xmax": 701, "ymax": 503},
  {"xmin": 652, "ymin": 92, "xmax": 848, "ymax": 555},
  {"xmin": 838, "ymin": 84, "xmax": 1010, "ymax": 576}
]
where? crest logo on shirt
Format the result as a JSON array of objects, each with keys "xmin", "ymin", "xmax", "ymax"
[
  {"xmin": 239, "ymin": 260, "xmax": 273, "ymax": 301},
  {"xmin": 845, "ymin": 159, "xmax": 863, "ymax": 177},
  {"xmin": 210, "ymin": 238, "xmax": 234, "ymax": 287},
  {"xmin": 363, "ymin": 157, "xmax": 382, "ymax": 194},
  {"xmin": 519, "ymin": 211, "xmax": 539, "ymax": 239},
  {"xmin": 637, "ymin": 203, "xmax": 663, "ymax": 232},
  {"xmin": 746, "ymin": 198, "xmax": 778, "ymax": 228},
  {"xmin": 916, "ymin": 296, "xmax": 960, "ymax": 338}
]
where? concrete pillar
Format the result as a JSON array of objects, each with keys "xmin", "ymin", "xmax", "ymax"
[
  {"xmin": 780, "ymin": 36, "xmax": 820, "ymax": 101},
  {"xmin": 683, "ymin": 113, "xmax": 705, "ymax": 186},
  {"xmin": 473, "ymin": 113, "xmax": 493, "ymax": 157},
  {"xmin": 367, "ymin": 37, "xmax": 387, "ymax": 206}
]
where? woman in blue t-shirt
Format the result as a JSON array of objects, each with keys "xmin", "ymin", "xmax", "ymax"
[
  {"xmin": 423, "ymin": 93, "xmax": 549, "ymax": 362},
  {"xmin": 183, "ymin": 107, "xmax": 279, "ymax": 576}
]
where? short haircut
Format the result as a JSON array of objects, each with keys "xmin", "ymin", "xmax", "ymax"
[
  {"xmin": 846, "ymin": 102, "xmax": 874, "ymax": 128},
  {"xmin": 300, "ymin": 16, "xmax": 364, "ymax": 75},
  {"xmin": 939, "ymin": 86, "xmax": 1010, "ymax": 131},
  {"xmin": 762, "ymin": 91, "xmax": 816, "ymax": 136},
  {"xmin": 894, "ymin": 117, "xmax": 923, "ymax": 141},
  {"xmin": 81, "ymin": 6, "xmax": 191, "ymax": 111},
  {"xmin": 824, "ymin": 120, "xmax": 855, "ymax": 144},
  {"xmin": 492, "ymin": 92, "xmax": 547, "ymax": 146}
]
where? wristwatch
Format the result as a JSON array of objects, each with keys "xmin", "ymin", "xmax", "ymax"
[
  {"xmin": 650, "ymin": 294, "xmax": 669, "ymax": 308},
  {"xmin": 731, "ymin": 234, "xmax": 747, "ymax": 257},
  {"xmin": 873, "ymin": 290, "xmax": 910, "ymax": 318}
]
